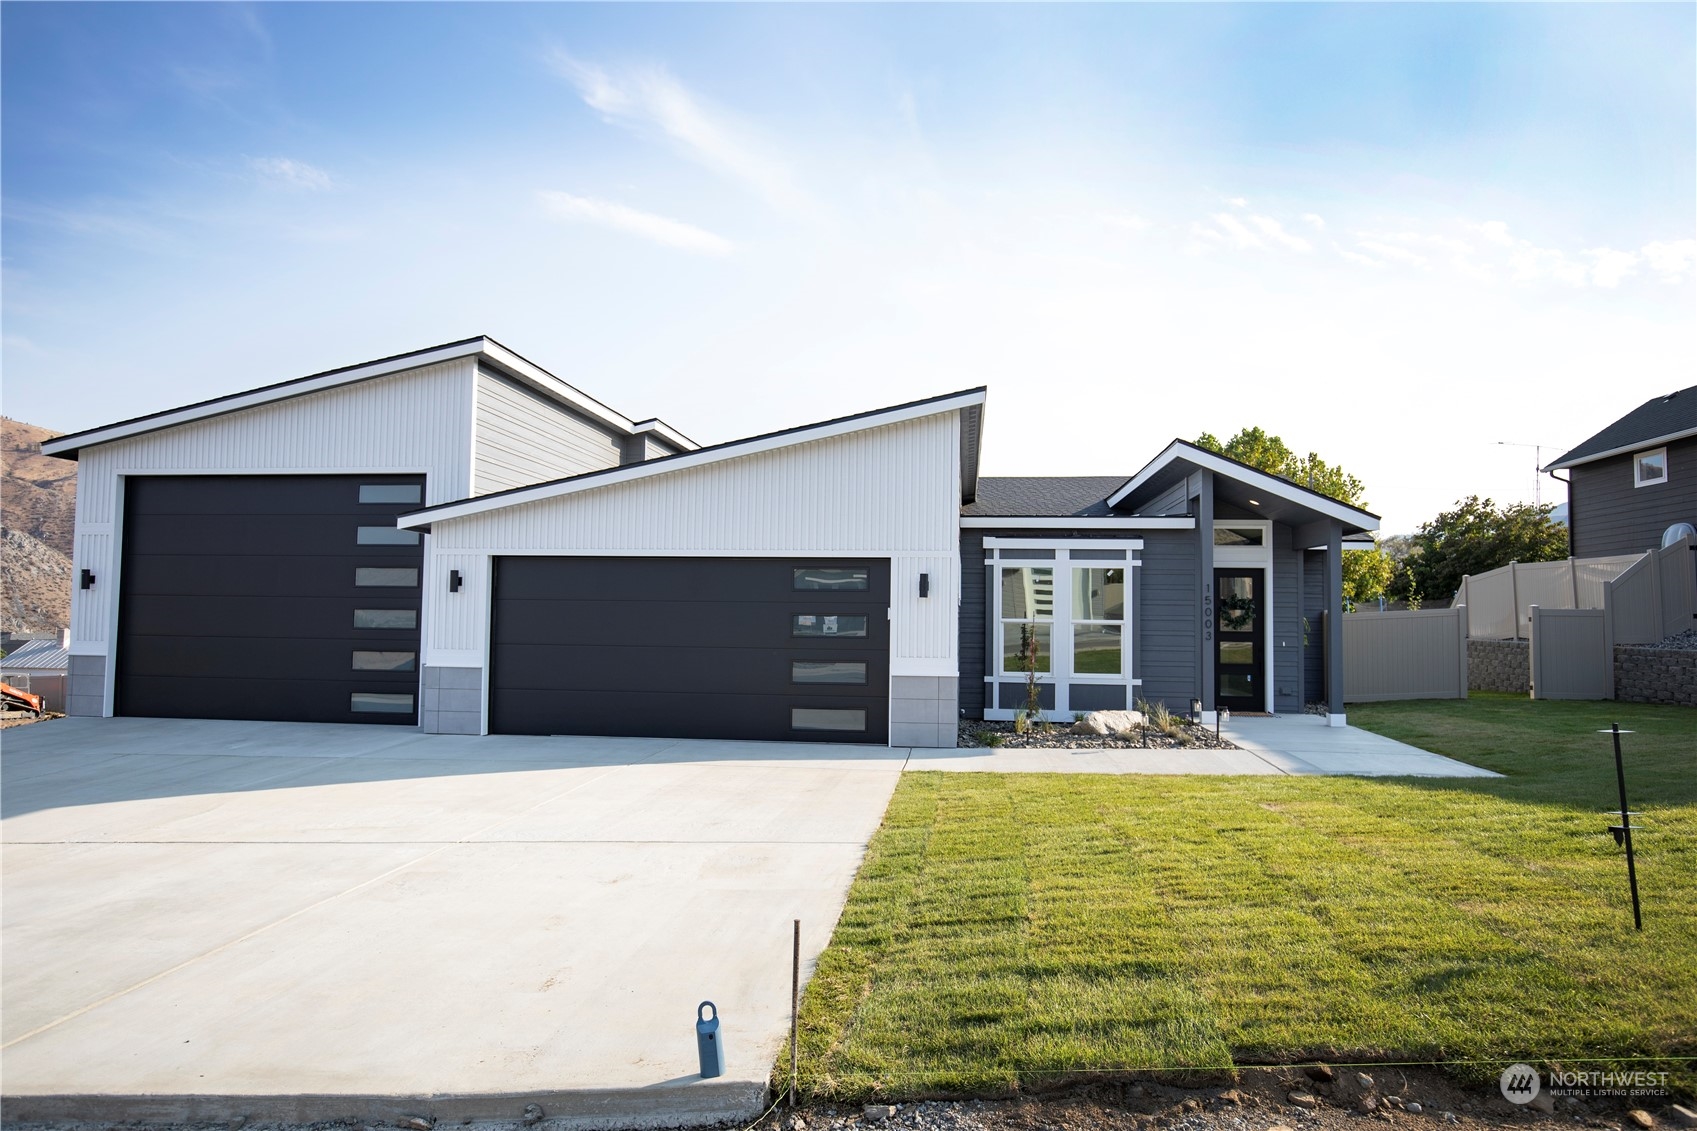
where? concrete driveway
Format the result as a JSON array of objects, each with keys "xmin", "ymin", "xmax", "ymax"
[{"xmin": 1, "ymin": 718, "xmax": 906, "ymax": 1128}]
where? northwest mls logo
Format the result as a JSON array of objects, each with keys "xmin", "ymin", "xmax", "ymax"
[{"xmin": 1500, "ymin": 1064, "xmax": 1541, "ymax": 1104}]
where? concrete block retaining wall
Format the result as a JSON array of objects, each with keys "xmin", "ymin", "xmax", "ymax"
[
  {"xmin": 1614, "ymin": 646, "xmax": 1697, "ymax": 707},
  {"xmin": 1468, "ymin": 638, "xmax": 1529, "ymax": 694}
]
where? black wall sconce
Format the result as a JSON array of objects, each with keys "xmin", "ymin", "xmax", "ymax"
[
  {"xmin": 448, "ymin": 569, "xmax": 463, "ymax": 593},
  {"xmin": 919, "ymin": 572, "xmax": 930, "ymax": 598},
  {"xmin": 80, "ymin": 569, "xmax": 96, "ymax": 590}
]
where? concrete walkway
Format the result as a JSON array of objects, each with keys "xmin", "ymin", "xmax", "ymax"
[
  {"xmin": 905, "ymin": 714, "xmax": 1498, "ymax": 778},
  {"xmin": 2, "ymin": 718, "xmax": 907, "ymax": 1128}
]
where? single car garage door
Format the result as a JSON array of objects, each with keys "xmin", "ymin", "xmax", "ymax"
[
  {"xmin": 117, "ymin": 474, "xmax": 426, "ymax": 725},
  {"xmin": 491, "ymin": 557, "xmax": 890, "ymax": 742}
]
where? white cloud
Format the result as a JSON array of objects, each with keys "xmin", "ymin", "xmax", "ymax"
[
  {"xmin": 1301, "ymin": 213, "xmax": 1326, "ymax": 230},
  {"xmin": 1475, "ymin": 220, "xmax": 1515, "ymax": 247},
  {"xmin": 1640, "ymin": 238, "xmax": 1696, "ymax": 283},
  {"xmin": 1210, "ymin": 212, "xmax": 1265, "ymax": 249},
  {"xmin": 537, "ymin": 191, "xmax": 735, "ymax": 256},
  {"xmin": 1585, "ymin": 247, "xmax": 1639, "ymax": 288},
  {"xmin": 1225, "ymin": 196, "xmax": 1248, "ymax": 209},
  {"xmin": 1249, "ymin": 214, "xmax": 1312, "ymax": 253},
  {"xmin": 550, "ymin": 54, "xmax": 806, "ymax": 214},
  {"xmin": 248, "ymin": 157, "xmax": 333, "ymax": 191}
]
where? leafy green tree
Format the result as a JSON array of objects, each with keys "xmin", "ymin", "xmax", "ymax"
[
  {"xmin": 1387, "ymin": 496, "xmax": 1567, "ymax": 603},
  {"xmin": 1196, "ymin": 427, "xmax": 1386, "ymax": 606},
  {"xmin": 1196, "ymin": 427, "xmax": 1367, "ymax": 508}
]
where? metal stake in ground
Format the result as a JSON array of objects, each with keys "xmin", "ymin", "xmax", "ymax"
[
  {"xmin": 787, "ymin": 917, "xmax": 800, "ymax": 1100},
  {"xmin": 1603, "ymin": 724, "xmax": 1643, "ymax": 930}
]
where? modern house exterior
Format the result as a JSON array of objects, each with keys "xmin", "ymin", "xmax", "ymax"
[
  {"xmin": 1546, "ymin": 383, "xmax": 1697, "ymax": 558},
  {"xmin": 43, "ymin": 337, "xmax": 1376, "ymax": 748}
]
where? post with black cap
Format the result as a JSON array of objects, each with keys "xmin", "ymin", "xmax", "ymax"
[{"xmin": 1603, "ymin": 723, "xmax": 1643, "ymax": 930}]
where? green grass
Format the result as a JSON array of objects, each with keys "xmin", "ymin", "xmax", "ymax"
[{"xmin": 794, "ymin": 694, "xmax": 1697, "ymax": 1098}]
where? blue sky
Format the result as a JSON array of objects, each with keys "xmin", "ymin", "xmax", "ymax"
[{"xmin": 4, "ymin": 2, "xmax": 1693, "ymax": 533}]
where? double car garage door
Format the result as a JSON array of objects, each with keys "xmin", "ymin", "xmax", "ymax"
[
  {"xmin": 490, "ymin": 557, "xmax": 890, "ymax": 743},
  {"xmin": 116, "ymin": 476, "xmax": 889, "ymax": 742}
]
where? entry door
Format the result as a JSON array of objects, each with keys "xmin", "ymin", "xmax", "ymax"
[{"xmin": 1214, "ymin": 569, "xmax": 1264, "ymax": 712}]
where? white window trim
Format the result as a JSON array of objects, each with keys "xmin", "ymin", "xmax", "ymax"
[
  {"xmin": 1634, "ymin": 446, "xmax": 1669, "ymax": 488},
  {"xmin": 983, "ymin": 541, "xmax": 1141, "ymax": 720}
]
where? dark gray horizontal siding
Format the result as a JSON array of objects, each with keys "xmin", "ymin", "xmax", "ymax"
[
  {"xmin": 1302, "ymin": 550, "xmax": 1326, "ymax": 706},
  {"xmin": 1146, "ymin": 479, "xmax": 1191, "ymax": 516},
  {"xmin": 1569, "ymin": 439, "xmax": 1697, "ymax": 557},
  {"xmin": 1136, "ymin": 529, "xmax": 1199, "ymax": 712},
  {"xmin": 959, "ymin": 528, "xmax": 990, "ymax": 717}
]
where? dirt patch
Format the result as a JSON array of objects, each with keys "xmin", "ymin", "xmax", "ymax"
[{"xmin": 1, "ymin": 709, "xmax": 63, "ymax": 729}]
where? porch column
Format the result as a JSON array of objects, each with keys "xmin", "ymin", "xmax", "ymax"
[
  {"xmin": 1193, "ymin": 470, "xmax": 1215, "ymax": 720},
  {"xmin": 1326, "ymin": 520, "xmax": 1345, "ymax": 725}
]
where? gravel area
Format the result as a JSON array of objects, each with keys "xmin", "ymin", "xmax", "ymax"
[
  {"xmin": 957, "ymin": 719, "xmax": 1239, "ymax": 751},
  {"xmin": 1652, "ymin": 628, "xmax": 1697, "ymax": 651}
]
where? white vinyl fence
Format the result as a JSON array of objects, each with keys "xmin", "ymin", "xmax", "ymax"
[{"xmin": 1343, "ymin": 606, "xmax": 1468, "ymax": 702}]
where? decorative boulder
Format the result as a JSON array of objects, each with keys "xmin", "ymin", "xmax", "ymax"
[{"xmin": 1069, "ymin": 709, "xmax": 1144, "ymax": 735}]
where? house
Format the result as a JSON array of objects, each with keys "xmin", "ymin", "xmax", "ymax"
[
  {"xmin": 43, "ymin": 337, "xmax": 1376, "ymax": 746},
  {"xmin": 1, "ymin": 630, "xmax": 70, "ymax": 711},
  {"xmin": 1546, "ymin": 384, "xmax": 1697, "ymax": 557}
]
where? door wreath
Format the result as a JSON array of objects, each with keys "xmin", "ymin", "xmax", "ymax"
[{"xmin": 1220, "ymin": 593, "xmax": 1257, "ymax": 630}]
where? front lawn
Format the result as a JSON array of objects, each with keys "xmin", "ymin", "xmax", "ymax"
[{"xmin": 794, "ymin": 694, "xmax": 1696, "ymax": 1098}]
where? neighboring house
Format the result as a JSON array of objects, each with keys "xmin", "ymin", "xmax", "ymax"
[
  {"xmin": 44, "ymin": 337, "xmax": 1376, "ymax": 747},
  {"xmin": 1546, "ymin": 384, "xmax": 1697, "ymax": 557},
  {"xmin": 1, "ymin": 630, "xmax": 70, "ymax": 711}
]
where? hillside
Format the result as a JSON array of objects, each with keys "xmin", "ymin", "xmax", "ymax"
[{"xmin": 1, "ymin": 417, "xmax": 76, "ymax": 632}]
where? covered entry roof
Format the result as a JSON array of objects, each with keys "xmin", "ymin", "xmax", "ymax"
[{"xmin": 1109, "ymin": 440, "xmax": 1379, "ymax": 540}]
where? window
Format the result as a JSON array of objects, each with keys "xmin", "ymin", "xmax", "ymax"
[
  {"xmin": 1000, "ymin": 566, "xmax": 1053, "ymax": 674},
  {"xmin": 359, "ymin": 484, "xmax": 422, "ymax": 504},
  {"xmin": 355, "ymin": 567, "xmax": 418, "ymax": 587},
  {"xmin": 1071, "ymin": 567, "xmax": 1125, "ymax": 675},
  {"xmin": 1214, "ymin": 527, "xmax": 1265, "ymax": 546},
  {"xmin": 1635, "ymin": 447, "xmax": 1668, "ymax": 488},
  {"xmin": 791, "ymin": 661, "xmax": 867, "ymax": 685},
  {"xmin": 791, "ymin": 707, "xmax": 867, "ymax": 732},
  {"xmin": 354, "ymin": 608, "xmax": 418, "ymax": 629},
  {"xmin": 791, "ymin": 614, "xmax": 868, "ymax": 637},
  {"xmin": 793, "ymin": 567, "xmax": 869, "ymax": 591},
  {"xmin": 351, "ymin": 692, "xmax": 414, "ymax": 714},
  {"xmin": 352, "ymin": 651, "xmax": 416, "ymax": 672},
  {"xmin": 357, "ymin": 526, "xmax": 421, "ymax": 545}
]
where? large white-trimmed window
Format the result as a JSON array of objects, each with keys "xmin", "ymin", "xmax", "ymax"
[
  {"xmin": 985, "ymin": 540, "xmax": 1141, "ymax": 719},
  {"xmin": 1634, "ymin": 447, "xmax": 1668, "ymax": 488}
]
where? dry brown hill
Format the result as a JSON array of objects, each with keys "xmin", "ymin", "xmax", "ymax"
[{"xmin": 2, "ymin": 417, "xmax": 76, "ymax": 632}]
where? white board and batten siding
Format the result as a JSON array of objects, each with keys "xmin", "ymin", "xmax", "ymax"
[
  {"xmin": 470, "ymin": 368, "xmax": 625, "ymax": 494},
  {"xmin": 424, "ymin": 411, "xmax": 965, "ymax": 676},
  {"xmin": 66, "ymin": 359, "xmax": 479, "ymax": 670}
]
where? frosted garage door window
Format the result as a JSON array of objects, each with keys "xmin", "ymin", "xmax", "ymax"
[
  {"xmin": 355, "ymin": 568, "xmax": 418, "ymax": 587},
  {"xmin": 791, "ymin": 707, "xmax": 867, "ymax": 732},
  {"xmin": 351, "ymin": 692, "xmax": 414, "ymax": 714},
  {"xmin": 354, "ymin": 608, "xmax": 418, "ymax": 629},
  {"xmin": 357, "ymin": 526, "xmax": 421, "ymax": 545},
  {"xmin": 359, "ymin": 484, "xmax": 423, "ymax": 504},
  {"xmin": 793, "ymin": 567, "xmax": 869, "ymax": 591},
  {"xmin": 791, "ymin": 661, "xmax": 868, "ymax": 685}
]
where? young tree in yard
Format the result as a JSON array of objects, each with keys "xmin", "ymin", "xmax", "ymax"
[
  {"xmin": 1195, "ymin": 428, "xmax": 1391, "ymax": 606},
  {"xmin": 1387, "ymin": 496, "xmax": 1567, "ymax": 603}
]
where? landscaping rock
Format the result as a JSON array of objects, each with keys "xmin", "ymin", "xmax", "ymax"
[
  {"xmin": 864, "ymin": 1105, "xmax": 897, "ymax": 1122},
  {"xmin": 1406, "ymin": 1103, "xmax": 1423, "ymax": 1115},
  {"xmin": 1288, "ymin": 1092, "xmax": 1320, "ymax": 1109},
  {"xmin": 522, "ymin": 1105, "xmax": 544, "ymax": 1126},
  {"xmin": 1627, "ymin": 1112, "xmax": 1654, "ymax": 1129},
  {"xmin": 1070, "ymin": 709, "xmax": 1145, "ymax": 735},
  {"xmin": 1305, "ymin": 1065, "xmax": 1335, "ymax": 1083},
  {"xmin": 1668, "ymin": 1106, "xmax": 1697, "ymax": 1129},
  {"xmin": 401, "ymin": 1119, "xmax": 432, "ymax": 1131},
  {"xmin": 1531, "ymin": 1092, "xmax": 1556, "ymax": 1114},
  {"xmin": 1356, "ymin": 1074, "xmax": 1376, "ymax": 1091}
]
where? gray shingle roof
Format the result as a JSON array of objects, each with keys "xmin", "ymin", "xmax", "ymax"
[
  {"xmin": 1548, "ymin": 384, "xmax": 1697, "ymax": 469},
  {"xmin": 0, "ymin": 640, "xmax": 68, "ymax": 672},
  {"xmin": 961, "ymin": 476, "xmax": 1133, "ymax": 517}
]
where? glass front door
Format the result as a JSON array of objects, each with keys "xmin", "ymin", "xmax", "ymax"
[{"xmin": 1214, "ymin": 569, "xmax": 1263, "ymax": 712}]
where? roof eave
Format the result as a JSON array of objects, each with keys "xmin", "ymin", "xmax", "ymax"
[
  {"xmin": 1545, "ymin": 425, "xmax": 1697, "ymax": 471},
  {"xmin": 1107, "ymin": 439, "xmax": 1379, "ymax": 533}
]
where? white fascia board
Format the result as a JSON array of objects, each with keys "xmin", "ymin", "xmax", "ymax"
[
  {"xmin": 477, "ymin": 340, "xmax": 640, "ymax": 437},
  {"xmin": 1545, "ymin": 426, "xmax": 1697, "ymax": 471},
  {"xmin": 1106, "ymin": 441, "xmax": 1378, "ymax": 530},
  {"xmin": 40, "ymin": 340, "xmax": 489, "ymax": 457},
  {"xmin": 631, "ymin": 418, "xmax": 699, "ymax": 451},
  {"xmin": 961, "ymin": 516, "xmax": 1194, "ymax": 530},
  {"xmin": 401, "ymin": 389, "xmax": 988, "ymax": 529}
]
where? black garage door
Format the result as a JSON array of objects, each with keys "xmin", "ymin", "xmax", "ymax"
[
  {"xmin": 117, "ymin": 475, "xmax": 426, "ymax": 725},
  {"xmin": 491, "ymin": 557, "xmax": 890, "ymax": 742}
]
